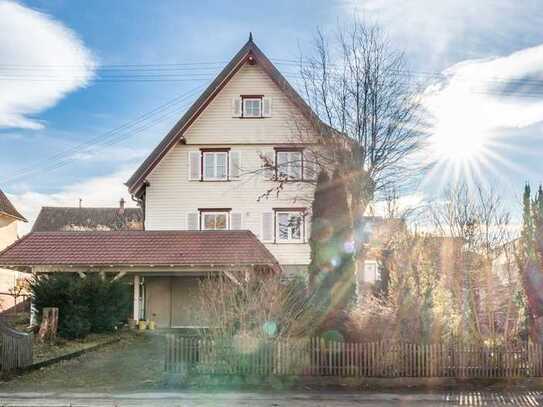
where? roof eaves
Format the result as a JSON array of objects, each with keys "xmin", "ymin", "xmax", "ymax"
[{"xmin": 125, "ymin": 39, "xmax": 255, "ymax": 194}]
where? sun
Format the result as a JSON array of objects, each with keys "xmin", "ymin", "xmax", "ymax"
[{"xmin": 423, "ymin": 121, "xmax": 495, "ymax": 188}]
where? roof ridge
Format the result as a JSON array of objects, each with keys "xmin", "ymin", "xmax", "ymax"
[{"xmin": 125, "ymin": 37, "xmax": 322, "ymax": 195}]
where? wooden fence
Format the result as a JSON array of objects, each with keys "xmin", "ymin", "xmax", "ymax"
[
  {"xmin": 0, "ymin": 320, "xmax": 33, "ymax": 372},
  {"xmin": 165, "ymin": 335, "xmax": 543, "ymax": 378}
]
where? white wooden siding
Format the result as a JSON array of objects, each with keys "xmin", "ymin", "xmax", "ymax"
[{"xmin": 145, "ymin": 61, "xmax": 315, "ymax": 266}]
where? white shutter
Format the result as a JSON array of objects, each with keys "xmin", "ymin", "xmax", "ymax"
[
  {"xmin": 229, "ymin": 151, "xmax": 241, "ymax": 179},
  {"xmin": 261, "ymin": 212, "xmax": 274, "ymax": 242},
  {"xmin": 187, "ymin": 212, "xmax": 199, "ymax": 230},
  {"xmin": 188, "ymin": 151, "xmax": 201, "ymax": 181},
  {"xmin": 262, "ymin": 97, "xmax": 272, "ymax": 117},
  {"xmin": 303, "ymin": 150, "xmax": 317, "ymax": 181},
  {"xmin": 263, "ymin": 151, "xmax": 274, "ymax": 180},
  {"xmin": 305, "ymin": 212, "xmax": 311, "ymax": 242},
  {"xmin": 231, "ymin": 212, "xmax": 243, "ymax": 230},
  {"xmin": 232, "ymin": 96, "xmax": 242, "ymax": 117}
]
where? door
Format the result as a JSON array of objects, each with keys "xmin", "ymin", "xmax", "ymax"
[
  {"xmin": 171, "ymin": 277, "xmax": 204, "ymax": 327},
  {"xmin": 145, "ymin": 277, "xmax": 171, "ymax": 328}
]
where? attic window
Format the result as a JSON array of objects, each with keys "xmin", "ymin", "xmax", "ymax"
[
  {"xmin": 233, "ymin": 96, "xmax": 271, "ymax": 118},
  {"xmin": 243, "ymin": 97, "xmax": 262, "ymax": 117}
]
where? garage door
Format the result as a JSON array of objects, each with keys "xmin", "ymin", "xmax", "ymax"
[{"xmin": 171, "ymin": 277, "xmax": 204, "ymax": 328}]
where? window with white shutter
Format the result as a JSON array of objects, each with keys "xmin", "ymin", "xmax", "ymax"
[
  {"xmin": 262, "ymin": 97, "xmax": 272, "ymax": 117},
  {"xmin": 187, "ymin": 212, "xmax": 199, "ymax": 230},
  {"xmin": 188, "ymin": 151, "xmax": 201, "ymax": 181},
  {"xmin": 231, "ymin": 212, "xmax": 243, "ymax": 230},
  {"xmin": 229, "ymin": 151, "xmax": 241, "ymax": 179},
  {"xmin": 202, "ymin": 151, "xmax": 228, "ymax": 181},
  {"xmin": 261, "ymin": 212, "xmax": 274, "ymax": 242},
  {"xmin": 232, "ymin": 97, "xmax": 242, "ymax": 117}
]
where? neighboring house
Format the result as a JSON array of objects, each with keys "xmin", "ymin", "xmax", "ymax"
[
  {"xmin": 0, "ymin": 188, "xmax": 27, "ymax": 312},
  {"xmin": 357, "ymin": 216, "xmax": 406, "ymax": 290},
  {"xmin": 0, "ymin": 36, "xmax": 321, "ymax": 328},
  {"xmin": 32, "ymin": 199, "xmax": 143, "ymax": 232}
]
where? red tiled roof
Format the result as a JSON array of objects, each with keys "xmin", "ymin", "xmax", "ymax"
[{"xmin": 0, "ymin": 231, "xmax": 280, "ymax": 270}]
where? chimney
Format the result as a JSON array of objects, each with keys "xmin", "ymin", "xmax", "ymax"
[{"xmin": 118, "ymin": 198, "xmax": 125, "ymax": 215}]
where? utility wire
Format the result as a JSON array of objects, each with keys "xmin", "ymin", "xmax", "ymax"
[{"xmin": 1, "ymin": 84, "xmax": 206, "ymax": 184}]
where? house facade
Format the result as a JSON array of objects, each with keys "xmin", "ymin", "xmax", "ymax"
[
  {"xmin": 0, "ymin": 37, "xmax": 320, "ymax": 328},
  {"xmin": 0, "ymin": 189, "xmax": 27, "ymax": 313}
]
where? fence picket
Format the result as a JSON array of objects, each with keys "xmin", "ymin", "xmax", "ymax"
[{"xmin": 163, "ymin": 336, "xmax": 543, "ymax": 379}]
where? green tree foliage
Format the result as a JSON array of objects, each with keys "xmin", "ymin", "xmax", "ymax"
[
  {"xmin": 30, "ymin": 274, "xmax": 131, "ymax": 339},
  {"xmin": 519, "ymin": 184, "xmax": 543, "ymax": 342},
  {"xmin": 308, "ymin": 170, "xmax": 356, "ymax": 334}
]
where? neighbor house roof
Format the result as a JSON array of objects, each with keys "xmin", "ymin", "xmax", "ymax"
[
  {"xmin": 0, "ymin": 230, "xmax": 280, "ymax": 271},
  {"xmin": 32, "ymin": 205, "xmax": 143, "ymax": 232},
  {"xmin": 125, "ymin": 35, "xmax": 323, "ymax": 196},
  {"xmin": 0, "ymin": 189, "xmax": 27, "ymax": 222}
]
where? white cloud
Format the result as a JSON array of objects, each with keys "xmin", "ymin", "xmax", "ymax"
[
  {"xmin": 345, "ymin": 0, "xmax": 543, "ymax": 68},
  {"xmin": 0, "ymin": 1, "xmax": 96, "ymax": 129},
  {"xmin": 420, "ymin": 43, "xmax": 543, "ymax": 186},
  {"xmin": 7, "ymin": 168, "xmax": 135, "ymax": 235}
]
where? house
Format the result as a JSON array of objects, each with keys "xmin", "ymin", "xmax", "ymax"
[
  {"xmin": 0, "ymin": 188, "xmax": 27, "ymax": 312},
  {"xmin": 32, "ymin": 199, "xmax": 143, "ymax": 232},
  {"xmin": 0, "ymin": 36, "xmax": 323, "ymax": 328}
]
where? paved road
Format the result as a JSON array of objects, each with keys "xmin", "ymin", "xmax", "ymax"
[{"xmin": 0, "ymin": 391, "xmax": 542, "ymax": 406}]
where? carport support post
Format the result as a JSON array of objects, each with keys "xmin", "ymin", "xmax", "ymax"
[{"xmin": 133, "ymin": 274, "xmax": 140, "ymax": 322}]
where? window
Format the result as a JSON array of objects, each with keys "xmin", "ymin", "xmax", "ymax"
[
  {"xmin": 276, "ymin": 210, "xmax": 304, "ymax": 242},
  {"xmin": 201, "ymin": 211, "xmax": 229, "ymax": 230},
  {"xmin": 363, "ymin": 261, "xmax": 380, "ymax": 284},
  {"xmin": 243, "ymin": 97, "xmax": 262, "ymax": 117},
  {"xmin": 276, "ymin": 150, "xmax": 302, "ymax": 180},
  {"xmin": 202, "ymin": 151, "xmax": 228, "ymax": 181}
]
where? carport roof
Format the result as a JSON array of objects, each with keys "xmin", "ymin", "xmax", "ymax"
[{"xmin": 0, "ymin": 230, "xmax": 280, "ymax": 270}]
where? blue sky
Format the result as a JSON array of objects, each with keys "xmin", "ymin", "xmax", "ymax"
[{"xmin": 1, "ymin": 0, "xmax": 543, "ymax": 232}]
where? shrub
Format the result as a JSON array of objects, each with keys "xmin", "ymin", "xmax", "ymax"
[{"xmin": 29, "ymin": 274, "xmax": 130, "ymax": 339}]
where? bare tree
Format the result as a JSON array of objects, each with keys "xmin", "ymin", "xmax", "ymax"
[
  {"xmin": 428, "ymin": 183, "xmax": 520, "ymax": 343},
  {"xmin": 295, "ymin": 20, "xmax": 422, "ymax": 234}
]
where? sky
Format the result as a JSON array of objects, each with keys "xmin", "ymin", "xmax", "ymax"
[{"xmin": 1, "ymin": 0, "xmax": 543, "ymax": 233}]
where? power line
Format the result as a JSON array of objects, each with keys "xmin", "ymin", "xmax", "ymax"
[{"xmin": 1, "ymin": 84, "xmax": 206, "ymax": 184}]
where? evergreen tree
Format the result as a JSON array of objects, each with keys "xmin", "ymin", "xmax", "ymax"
[
  {"xmin": 308, "ymin": 170, "xmax": 356, "ymax": 334},
  {"xmin": 308, "ymin": 170, "xmax": 332, "ymax": 289},
  {"xmin": 519, "ymin": 184, "xmax": 543, "ymax": 342}
]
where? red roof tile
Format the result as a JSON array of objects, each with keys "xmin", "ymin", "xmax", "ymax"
[{"xmin": 0, "ymin": 231, "xmax": 279, "ymax": 270}]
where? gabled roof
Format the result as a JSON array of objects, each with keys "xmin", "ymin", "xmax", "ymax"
[
  {"xmin": 125, "ymin": 36, "xmax": 320, "ymax": 196},
  {"xmin": 32, "ymin": 205, "xmax": 143, "ymax": 232},
  {"xmin": 0, "ymin": 188, "xmax": 27, "ymax": 222},
  {"xmin": 0, "ymin": 230, "xmax": 280, "ymax": 271}
]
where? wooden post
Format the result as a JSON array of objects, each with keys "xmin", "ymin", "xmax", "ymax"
[
  {"xmin": 38, "ymin": 307, "xmax": 58, "ymax": 342},
  {"xmin": 133, "ymin": 274, "xmax": 140, "ymax": 322}
]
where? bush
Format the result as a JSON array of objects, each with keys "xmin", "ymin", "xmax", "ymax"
[{"xmin": 29, "ymin": 274, "xmax": 131, "ymax": 339}]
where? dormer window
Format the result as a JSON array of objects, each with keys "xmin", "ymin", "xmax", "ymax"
[{"xmin": 243, "ymin": 97, "xmax": 262, "ymax": 117}]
